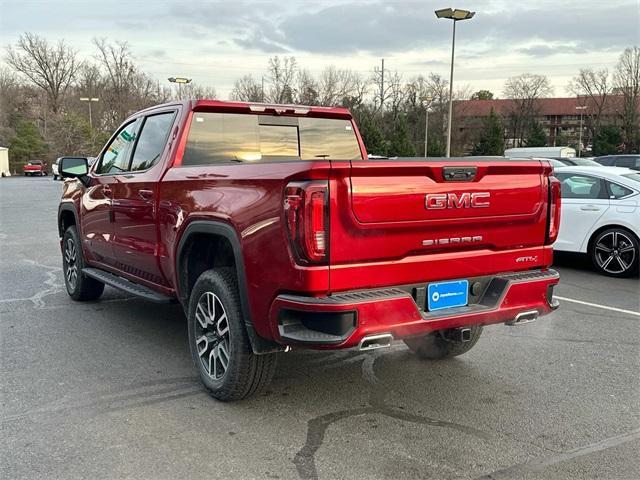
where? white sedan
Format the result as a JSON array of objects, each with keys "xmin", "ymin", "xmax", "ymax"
[{"xmin": 553, "ymin": 166, "xmax": 640, "ymax": 277}]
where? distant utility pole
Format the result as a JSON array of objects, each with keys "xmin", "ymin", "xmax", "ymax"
[
  {"xmin": 79, "ymin": 97, "xmax": 99, "ymax": 128},
  {"xmin": 576, "ymin": 105, "xmax": 588, "ymax": 157},
  {"xmin": 380, "ymin": 58, "xmax": 385, "ymax": 109}
]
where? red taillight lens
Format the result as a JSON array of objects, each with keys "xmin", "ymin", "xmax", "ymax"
[
  {"xmin": 546, "ymin": 176, "xmax": 561, "ymax": 245},
  {"xmin": 284, "ymin": 181, "xmax": 328, "ymax": 264}
]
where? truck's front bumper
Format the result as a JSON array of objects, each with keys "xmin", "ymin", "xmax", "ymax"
[{"xmin": 268, "ymin": 269, "xmax": 559, "ymax": 349}]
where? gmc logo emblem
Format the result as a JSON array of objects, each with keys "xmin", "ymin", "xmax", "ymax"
[{"xmin": 425, "ymin": 192, "xmax": 491, "ymax": 209}]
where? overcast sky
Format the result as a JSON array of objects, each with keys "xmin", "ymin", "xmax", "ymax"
[{"xmin": 1, "ymin": 0, "xmax": 638, "ymax": 99}]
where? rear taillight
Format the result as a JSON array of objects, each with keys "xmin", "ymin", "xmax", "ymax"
[
  {"xmin": 546, "ymin": 176, "xmax": 561, "ymax": 245},
  {"xmin": 284, "ymin": 181, "xmax": 328, "ymax": 264}
]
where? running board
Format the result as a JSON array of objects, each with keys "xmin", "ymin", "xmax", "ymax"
[{"xmin": 82, "ymin": 268, "xmax": 174, "ymax": 303}]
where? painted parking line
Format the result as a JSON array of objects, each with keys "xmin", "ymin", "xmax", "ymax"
[{"xmin": 555, "ymin": 296, "xmax": 640, "ymax": 318}]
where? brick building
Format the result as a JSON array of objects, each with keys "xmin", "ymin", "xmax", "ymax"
[{"xmin": 454, "ymin": 97, "xmax": 627, "ymax": 151}]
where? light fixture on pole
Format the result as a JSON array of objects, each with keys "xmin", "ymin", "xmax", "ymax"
[
  {"xmin": 168, "ymin": 77, "xmax": 192, "ymax": 97},
  {"xmin": 79, "ymin": 97, "xmax": 99, "ymax": 128},
  {"xmin": 435, "ymin": 8, "xmax": 475, "ymax": 158},
  {"xmin": 576, "ymin": 105, "xmax": 587, "ymax": 157},
  {"xmin": 422, "ymin": 96, "xmax": 433, "ymax": 157}
]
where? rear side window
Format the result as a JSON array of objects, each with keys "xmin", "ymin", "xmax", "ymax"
[
  {"xmin": 614, "ymin": 157, "xmax": 635, "ymax": 168},
  {"xmin": 596, "ymin": 156, "xmax": 615, "ymax": 166},
  {"xmin": 182, "ymin": 112, "xmax": 361, "ymax": 165},
  {"xmin": 556, "ymin": 173, "xmax": 607, "ymax": 199},
  {"xmin": 130, "ymin": 112, "xmax": 176, "ymax": 172},
  {"xmin": 607, "ymin": 182, "xmax": 633, "ymax": 198}
]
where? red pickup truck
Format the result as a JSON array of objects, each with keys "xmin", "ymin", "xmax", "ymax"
[
  {"xmin": 58, "ymin": 100, "xmax": 561, "ymax": 401},
  {"xmin": 24, "ymin": 160, "xmax": 47, "ymax": 176}
]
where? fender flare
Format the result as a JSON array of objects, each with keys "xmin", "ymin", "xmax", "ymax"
[
  {"xmin": 58, "ymin": 203, "xmax": 80, "ymax": 237},
  {"xmin": 176, "ymin": 220, "xmax": 283, "ymax": 355}
]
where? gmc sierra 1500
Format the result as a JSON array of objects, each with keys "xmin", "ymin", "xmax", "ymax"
[{"xmin": 58, "ymin": 99, "xmax": 560, "ymax": 401}]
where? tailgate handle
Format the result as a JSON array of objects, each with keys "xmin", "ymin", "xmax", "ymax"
[{"xmin": 442, "ymin": 167, "xmax": 477, "ymax": 182}]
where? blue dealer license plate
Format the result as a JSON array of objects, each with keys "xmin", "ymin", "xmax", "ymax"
[{"xmin": 427, "ymin": 280, "xmax": 469, "ymax": 311}]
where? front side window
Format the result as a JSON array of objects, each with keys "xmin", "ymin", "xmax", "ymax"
[
  {"xmin": 97, "ymin": 121, "xmax": 139, "ymax": 174},
  {"xmin": 182, "ymin": 112, "xmax": 362, "ymax": 165},
  {"xmin": 130, "ymin": 112, "xmax": 176, "ymax": 172},
  {"xmin": 556, "ymin": 173, "xmax": 607, "ymax": 199}
]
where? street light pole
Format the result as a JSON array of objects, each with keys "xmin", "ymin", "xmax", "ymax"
[
  {"xmin": 79, "ymin": 97, "xmax": 99, "ymax": 128},
  {"xmin": 422, "ymin": 96, "xmax": 433, "ymax": 157},
  {"xmin": 576, "ymin": 105, "xmax": 587, "ymax": 157},
  {"xmin": 168, "ymin": 77, "xmax": 192, "ymax": 98},
  {"xmin": 446, "ymin": 19, "xmax": 456, "ymax": 158},
  {"xmin": 435, "ymin": 8, "xmax": 475, "ymax": 157}
]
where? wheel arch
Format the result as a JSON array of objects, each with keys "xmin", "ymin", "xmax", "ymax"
[
  {"xmin": 176, "ymin": 220, "xmax": 283, "ymax": 355},
  {"xmin": 58, "ymin": 203, "xmax": 79, "ymax": 238},
  {"xmin": 586, "ymin": 223, "xmax": 640, "ymax": 255}
]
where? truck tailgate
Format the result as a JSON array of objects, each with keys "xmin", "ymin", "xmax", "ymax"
[{"xmin": 330, "ymin": 158, "xmax": 551, "ymax": 275}]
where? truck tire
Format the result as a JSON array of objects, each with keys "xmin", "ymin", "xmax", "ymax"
[
  {"xmin": 404, "ymin": 325, "xmax": 483, "ymax": 359},
  {"xmin": 187, "ymin": 268, "xmax": 277, "ymax": 401},
  {"xmin": 62, "ymin": 225, "xmax": 105, "ymax": 301}
]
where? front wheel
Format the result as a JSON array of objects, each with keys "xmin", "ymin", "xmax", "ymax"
[
  {"xmin": 404, "ymin": 325, "xmax": 483, "ymax": 359},
  {"xmin": 590, "ymin": 228, "xmax": 639, "ymax": 277},
  {"xmin": 62, "ymin": 226, "xmax": 105, "ymax": 301},
  {"xmin": 187, "ymin": 268, "xmax": 277, "ymax": 401}
]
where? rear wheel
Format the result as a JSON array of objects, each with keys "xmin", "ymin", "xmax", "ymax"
[
  {"xmin": 187, "ymin": 268, "xmax": 277, "ymax": 401},
  {"xmin": 404, "ymin": 325, "xmax": 483, "ymax": 359},
  {"xmin": 590, "ymin": 228, "xmax": 639, "ymax": 277},
  {"xmin": 62, "ymin": 226, "xmax": 105, "ymax": 301}
]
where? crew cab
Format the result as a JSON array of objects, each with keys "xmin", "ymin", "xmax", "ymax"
[
  {"xmin": 24, "ymin": 160, "xmax": 47, "ymax": 176},
  {"xmin": 58, "ymin": 100, "xmax": 561, "ymax": 401}
]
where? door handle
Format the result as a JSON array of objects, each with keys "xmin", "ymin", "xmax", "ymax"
[
  {"xmin": 138, "ymin": 189, "xmax": 154, "ymax": 201},
  {"xmin": 580, "ymin": 205, "xmax": 600, "ymax": 211}
]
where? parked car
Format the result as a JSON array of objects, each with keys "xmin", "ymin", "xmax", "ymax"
[
  {"xmin": 23, "ymin": 160, "xmax": 47, "ymax": 176},
  {"xmin": 58, "ymin": 99, "xmax": 561, "ymax": 401},
  {"xmin": 52, "ymin": 158, "xmax": 60, "ymax": 180},
  {"xmin": 593, "ymin": 154, "xmax": 640, "ymax": 171},
  {"xmin": 547, "ymin": 158, "xmax": 602, "ymax": 169},
  {"xmin": 505, "ymin": 146, "xmax": 576, "ymax": 158},
  {"xmin": 554, "ymin": 166, "xmax": 639, "ymax": 277}
]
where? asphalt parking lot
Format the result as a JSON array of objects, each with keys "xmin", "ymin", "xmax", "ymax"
[{"xmin": 1, "ymin": 176, "xmax": 639, "ymax": 480}]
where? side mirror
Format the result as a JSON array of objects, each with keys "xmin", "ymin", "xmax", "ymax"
[{"xmin": 60, "ymin": 157, "xmax": 89, "ymax": 178}]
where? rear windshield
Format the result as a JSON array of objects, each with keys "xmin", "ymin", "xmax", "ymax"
[
  {"xmin": 27, "ymin": 161, "xmax": 42, "ymax": 165},
  {"xmin": 182, "ymin": 112, "xmax": 362, "ymax": 165}
]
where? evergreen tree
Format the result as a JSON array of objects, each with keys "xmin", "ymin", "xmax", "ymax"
[
  {"xmin": 388, "ymin": 115, "xmax": 416, "ymax": 157},
  {"xmin": 358, "ymin": 114, "xmax": 387, "ymax": 156},
  {"xmin": 8, "ymin": 120, "xmax": 47, "ymax": 171},
  {"xmin": 592, "ymin": 125, "xmax": 623, "ymax": 156},
  {"xmin": 472, "ymin": 108, "xmax": 504, "ymax": 155},
  {"xmin": 526, "ymin": 121, "xmax": 547, "ymax": 147}
]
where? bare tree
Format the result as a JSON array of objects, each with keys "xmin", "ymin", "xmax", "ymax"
[
  {"xmin": 175, "ymin": 82, "xmax": 217, "ymax": 101},
  {"xmin": 568, "ymin": 68, "xmax": 612, "ymax": 142},
  {"xmin": 266, "ymin": 56, "xmax": 297, "ymax": 103},
  {"xmin": 230, "ymin": 75, "xmax": 263, "ymax": 102},
  {"xmin": 296, "ymin": 69, "xmax": 319, "ymax": 105},
  {"xmin": 503, "ymin": 73, "xmax": 553, "ymax": 147},
  {"xmin": 613, "ymin": 46, "xmax": 640, "ymax": 152},
  {"xmin": 5, "ymin": 33, "xmax": 79, "ymax": 113},
  {"xmin": 93, "ymin": 38, "xmax": 139, "ymax": 126}
]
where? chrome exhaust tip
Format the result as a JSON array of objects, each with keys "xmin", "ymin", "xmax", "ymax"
[
  {"xmin": 505, "ymin": 310, "xmax": 539, "ymax": 326},
  {"xmin": 359, "ymin": 333, "xmax": 393, "ymax": 351}
]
